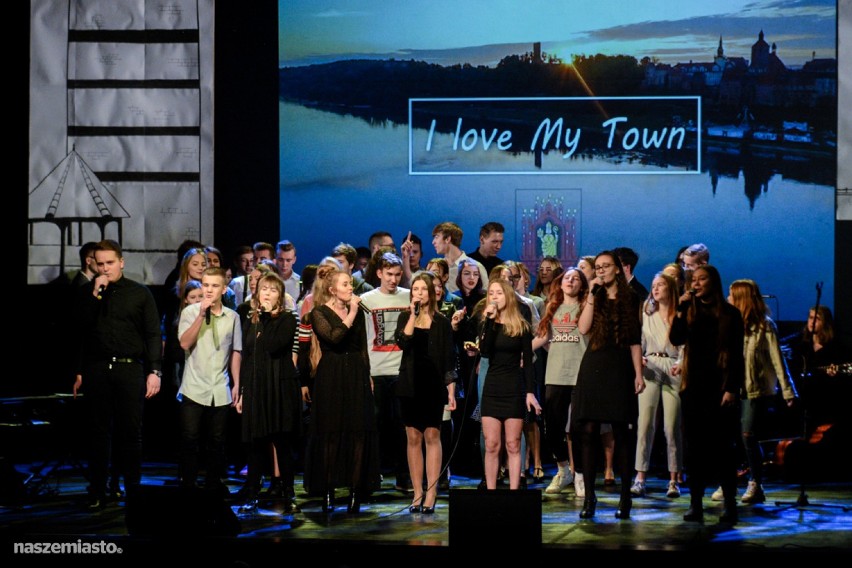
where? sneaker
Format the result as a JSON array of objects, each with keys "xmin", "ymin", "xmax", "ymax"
[
  {"xmin": 666, "ymin": 480, "xmax": 681, "ymax": 498},
  {"xmin": 711, "ymin": 485, "xmax": 725, "ymax": 501},
  {"xmin": 238, "ymin": 499, "xmax": 258, "ymax": 514},
  {"xmin": 630, "ymin": 480, "xmax": 646, "ymax": 497},
  {"xmin": 741, "ymin": 480, "xmax": 765, "ymax": 504},
  {"xmin": 542, "ymin": 472, "xmax": 562, "ymax": 494},
  {"xmin": 573, "ymin": 472, "xmax": 585, "ymax": 499}
]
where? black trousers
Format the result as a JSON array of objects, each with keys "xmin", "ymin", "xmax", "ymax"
[
  {"xmin": 179, "ymin": 396, "xmax": 230, "ymax": 489},
  {"xmin": 83, "ymin": 360, "xmax": 146, "ymax": 498}
]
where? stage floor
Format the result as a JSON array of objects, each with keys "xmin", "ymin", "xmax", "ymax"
[{"xmin": 2, "ymin": 461, "xmax": 851, "ymax": 566}]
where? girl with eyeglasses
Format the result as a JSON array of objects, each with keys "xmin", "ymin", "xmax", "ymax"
[{"xmin": 571, "ymin": 251, "xmax": 645, "ymax": 519}]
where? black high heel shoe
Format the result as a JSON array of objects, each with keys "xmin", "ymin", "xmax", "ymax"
[
  {"xmin": 347, "ymin": 490, "xmax": 361, "ymax": 514},
  {"xmin": 615, "ymin": 496, "xmax": 632, "ymax": 519},
  {"xmin": 322, "ymin": 490, "xmax": 334, "ymax": 513},
  {"xmin": 408, "ymin": 495, "xmax": 424, "ymax": 514},
  {"xmin": 580, "ymin": 497, "xmax": 598, "ymax": 519},
  {"xmin": 421, "ymin": 494, "xmax": 436, "ymax": 515},
  {"xmin": 579, "ymin": 496, "xmax": 597, "ymax": 519}
]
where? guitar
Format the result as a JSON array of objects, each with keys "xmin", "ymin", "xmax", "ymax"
[{"xmin": 815, "ymin": 362, "xmax": 851, "ymax": 376}]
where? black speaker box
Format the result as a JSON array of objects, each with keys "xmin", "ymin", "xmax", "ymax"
[
  {"xmin": 448, "ymin": 489, "xmax": 542, "ymax": 547},
  {"xmin": 125, "ymin": 484, "xmax": 240, "ymax": 537}
]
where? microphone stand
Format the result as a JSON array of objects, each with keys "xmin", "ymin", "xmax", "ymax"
[{"xmin": 775, "ymin": 282, "xmax": 849, "ymax": 512}]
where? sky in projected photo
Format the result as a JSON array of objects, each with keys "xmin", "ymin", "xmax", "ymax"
[
  {"xmin": 279, "ymin": 0, "xmax": 836, "ymax": 67},
  {"xmin": 278, "ymin": 0, "xmax": 837, "ymax": 320}
]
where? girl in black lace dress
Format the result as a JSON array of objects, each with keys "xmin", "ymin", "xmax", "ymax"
[{"xmin": 302, "ymin": 268, "xmax": 380, "ymax": 513}]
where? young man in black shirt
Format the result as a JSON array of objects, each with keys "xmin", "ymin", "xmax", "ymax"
[{"xmin": 73, "ymin": 240, "xmax": 162, "ymax": 510}]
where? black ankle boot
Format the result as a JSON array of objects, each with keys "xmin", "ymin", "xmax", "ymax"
[
  {"xmin": 347, "ymin": 490, "xmax": 361, "ymax": 514},
  {"xmin": 268, "ymin": 477, "xmax": 284, "ymax": 498},
  {"xmin": 322, "ymin": 490, "xmax": 335, "ymax": 513},
  {"xmin": 615, "ymin": 495, "xmax": 632, "ymax": 519},
  {"xmin": 684, "ymin": 497, "xmax": 704, "ymax": 522},
  {"xmin": 283, "ymin": 487, "xmax": 300, "ymax": 513},
  {"xmin": 720, "ymin": 501, "xmax": 738, "ymax": 524},
  {"xmin": 579, "ymin": 496, "xmax": 597, "ymax": 519}
]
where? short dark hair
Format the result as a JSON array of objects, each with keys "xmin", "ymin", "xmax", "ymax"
[
  {"xmin": 683, "ymin": 243, "xmax": 710, "ymax": 264},
  {"xmin": 253, "ymin": 241, "xmax": 275, "ymax": 255},
  {"xmin": 368, "ymin": 231, "xmax": 393, "ymax": 250},
  {"xmin": 409, "ymin": 233, "xmax": 422, "ymax": 246},
  {"xmin": 276, "ymin": 239, "xmax": 296, "ymax": 254},
  {"xmin": 78, "ymin": 241, "xmax": 97, "ymax": 269},
  {"xmin": 204, "ymin": 245, "xmax": 223, "ymax": 263},
  {"xmin": 432, "ymin": 222, "xmax": 463, "ymax": 247},
  {"xmin": 376, "ymin": 251, "xmax": 403, "ymax": 270},
  {"xmin": 95, "ymin": 239, "xmax": 122, "ymax": 258},
  {"xmin": 332, "ymin": 242, "xmax": 357, "ymax": 265},
  {"xmin": 479, "ymin": 222, "xmax": 505, "ymax": 238},
  {"xmin": 177, "ymin": 239, "xmax": 205, "ymax": 261},
  {"xmin": 613, "ymin": 247, "xmax": 639, "ymax": 270}
]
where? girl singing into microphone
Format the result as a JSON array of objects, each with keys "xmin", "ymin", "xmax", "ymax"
[
  {"xmin": 395, "ymin": 273, "xmax": 457, "ymax": 513},
  {"xmin": 572, "ymin": 251, "xmax": 644, "ymax": 519},
  {"xmin": 479, "ymin": 279, "xmax": 542, "ymax": 490}
]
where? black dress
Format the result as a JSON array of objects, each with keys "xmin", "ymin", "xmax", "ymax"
[
  {"xmin": 400, "ymin": 329, "xmax": 444, "ymax": 430},
  {"xmin": 571, "ymin": 294, "xmax": 642, "ymax": 425},
  {"xmin": 479, "ymin": 319, "xmax": 535, "ymax": 420},
  {"xmin": 239, "ymin": 311, "xmax": 302, "ymax": 442},
  {"xmin": 395, "ymin": 311, "xmax": 457, "ymax": 431},
  {"xmin": 302, "ymin": 305, "xmax": 381, "ymax": 496}
]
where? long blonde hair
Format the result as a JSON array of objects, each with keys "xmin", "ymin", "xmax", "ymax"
[
  {"xmin": 308, "ymin": 266, "xmax": 350, "ymax": 375},
  {"xmin": 489, "ymin": 279, "xmax": 529, "ymax": 337}
]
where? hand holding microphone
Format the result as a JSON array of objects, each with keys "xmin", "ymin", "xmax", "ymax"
[
  {"xmin": 485, "ymin": 301, "xmax": 498, "ymax": 320},
  {"xmin": 351, "ymin": 294, "xmax": 371, "ymax": 315},
  {"xmin": 205, "ymin": 306, "xmax": 212, "ymax": 325},
  {"xmin": 590, "ymin": 276, "xmax": 605, "ymax": 297},
  {"xmin": 94, "ymin": 276, "xmax": 109, "ymax": 299},
  {"xmin": 676, "ymin": 288, "xmax": 696, "ymax": 314}
]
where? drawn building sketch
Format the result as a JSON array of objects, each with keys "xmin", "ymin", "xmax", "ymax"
[{"xmin": 28, "ymin": 0, "xmax": 214, "ymax": 284}]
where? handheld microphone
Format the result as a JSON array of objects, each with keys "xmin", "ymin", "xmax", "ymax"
[
  {"xmin": 96, "ymin": 284, "xmax": 106, "ymax": 300},
  {"xmin": 761, "ymin": 294, "xmax": 776, "ymax": 299},
  {"xmin": 414, "ymin": 301, "xmax": 421, "ymax": 316},
  {"xmin": 487, "ymin": 301, "xmax": 498, "ymax": 319},
  {"xmin": 357, "ymin": 303, "xmax": 371, "ymax": 315},
  {"xmin": 205, "ymin": 306, "xmax": 212, "ymax": 325}
]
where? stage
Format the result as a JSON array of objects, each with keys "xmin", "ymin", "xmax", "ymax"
[{"xmin": 2, "ymin": 461, "xmax": 850, "ymax": 566}]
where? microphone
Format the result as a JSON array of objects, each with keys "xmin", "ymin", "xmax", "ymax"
[
  {"xmin": 487, "ymin": 301, "xmax": 498, "ymax": 319},
  {"xmin": 205, "ymin": 306, "xmax": 211, "ymax": 325},
  {"xmin": 357, "ymin": 303, "xmax": 371, "ymax": 315},
  {"xmin": 761, "ymin": 294, "xmax": 776, "ymax": 299},
  {"xmin": 414, "ymin": 301, "xmax": 421, "ymax": 316},
  {"xmin": 96, "ymin": 284, "xmax": 106, "ymax": 300}
]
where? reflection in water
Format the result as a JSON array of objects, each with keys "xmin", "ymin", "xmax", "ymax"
[{"xmin": 279, "ymin": 101, "xmax": 835, "ymax": 320}]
